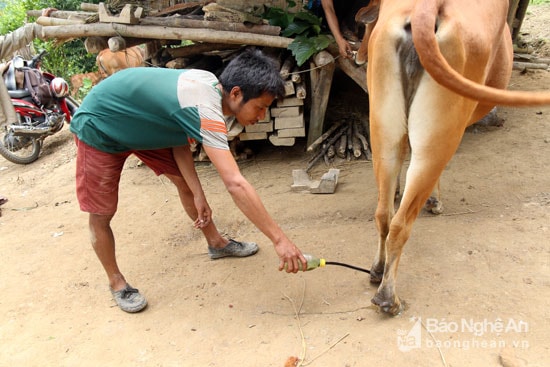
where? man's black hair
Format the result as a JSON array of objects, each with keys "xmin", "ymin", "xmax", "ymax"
[{"xmin": 219, "ymin": 49, "xmax": 285, "ymax": 103}]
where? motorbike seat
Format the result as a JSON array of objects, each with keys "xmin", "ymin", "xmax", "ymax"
[
  {"xmin": 8, "ymin": 89, "xmax": 31, "ymax": 99},
  {"xmin": 4, "ymin": 62, "xmax": 17, "ymax": 90}
]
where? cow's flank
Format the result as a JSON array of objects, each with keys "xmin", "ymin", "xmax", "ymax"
[
  {"xmin": 96, "ymin": 45, "xmax": 144, "ymax": 78},
  {"xmin": 356, "ymin": 0, "xmax": 550, "ymax": 316}
]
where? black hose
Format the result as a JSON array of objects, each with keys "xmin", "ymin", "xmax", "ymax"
[{"xmin": 325, "ymin": 261, "xmax": 371, "ymax": 274}]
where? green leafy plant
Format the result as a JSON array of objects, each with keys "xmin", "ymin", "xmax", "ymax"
[
  {"xmin": 76, "ymin": 76, "xmax": 94, "ymax": 100},
  {"xmin": 264, "ymin": 1, "xmax": 331, "ymax": 66}
]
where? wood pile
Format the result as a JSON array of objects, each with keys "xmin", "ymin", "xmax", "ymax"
[
  {"xmin": 28, "ymin": 1, "xmax": 371, "ymax": 162},
  {"xmin": 305, "ymin": 119, "xmax": 371, "ymax": 172},
  {"xmin": 513, "ymin": 53, "xmax": 550, "ymax": 71}
]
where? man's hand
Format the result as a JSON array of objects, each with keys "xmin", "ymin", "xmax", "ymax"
[
  {"xmin": 275, "ymin": 239, "xmax": 307, "ymax": 273},
  {"xmin": 193, "ymin": 195, "xmax": 212, "ymax": 229},
  {"xmin": 337, "ymin": 39, "xmax": 354, "ymax": 59}
]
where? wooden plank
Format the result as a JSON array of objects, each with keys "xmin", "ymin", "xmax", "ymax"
[{"xmin": 307, "ymin": 50, "xmax": 335, "ymax": 147}]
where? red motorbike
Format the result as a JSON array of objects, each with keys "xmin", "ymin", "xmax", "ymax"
[{"xmin": 1, "ymin": 50, "xmax": 79, "ymax": 164}]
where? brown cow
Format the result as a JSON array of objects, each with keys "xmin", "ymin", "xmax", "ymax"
[
  {"xmin": 354, "ymin": 0, "xmax": 550, "ymax": 315},
  {"xmin": 69, "ymin": 71, "xmax": 103, "ymax": 98},
  {"xmin": 96, "ymin": 45, "xmax": 144, "ymax": 78}
]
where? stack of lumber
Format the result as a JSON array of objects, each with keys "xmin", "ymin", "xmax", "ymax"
[{"xmin": 240, "ymin": 54, "xmax": 307, "ymax": 147}]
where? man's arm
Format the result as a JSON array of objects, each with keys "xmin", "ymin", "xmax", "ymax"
[
  {"xmin": 172, "ymin": 145, "xmax": 211, "ymax": 228},
  {"xmin": 321, "ymin": 0, "xmax": 353, "ymax": 59},
  {"xmin": 203, "ymin": 145, "xmax": 306, "ymax": 272}
]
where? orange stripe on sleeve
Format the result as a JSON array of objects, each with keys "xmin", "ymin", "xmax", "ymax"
[{"xmin": 201, "ymin": 119, "xmax": 227, "ymax": 134}]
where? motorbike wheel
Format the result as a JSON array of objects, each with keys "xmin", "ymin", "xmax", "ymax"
[
  {"xmin": 65, "ymin": 96, "xmax": 80, "ymax": 117},
  {"xmin": 0, "ymin": 116, "xmax": 42, "ymax": 165}
]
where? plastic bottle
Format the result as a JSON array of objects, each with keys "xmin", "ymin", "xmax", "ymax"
[{"xmin": 286, "ymin": 254, "xmax": 326, "ymax": 271}]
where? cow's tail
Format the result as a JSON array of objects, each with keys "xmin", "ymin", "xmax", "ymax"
[{"xmin": 410, "ymin": 0, "xmax": 550, "ymax": 106}]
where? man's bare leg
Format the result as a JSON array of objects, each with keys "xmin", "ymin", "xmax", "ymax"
[
  {"xmin": 165, "ymin": 174, "xmax": 258, "ymax": 258},
  {"xmin": 89, "ymin": 213, "xmax": 126, "ymax": 290},
  {"xmin": 89, "ymin": 213, "xmax": 147, "ymax": 312}
]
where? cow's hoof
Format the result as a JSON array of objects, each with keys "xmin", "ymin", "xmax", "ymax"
[
  {"xmin": 369, "ymin": 263, "xmax": 384, "ymax": 284},
  {"xmin": 369, "ymin": 269, "xmax": 383, "ymax": 284},
  {"xmin": 425, "ymin": 196, "xmax": 443, "ymax": 214},
  {"xmin": 371, "ymin": 293, "xmax": 404, "ymax": 316}
]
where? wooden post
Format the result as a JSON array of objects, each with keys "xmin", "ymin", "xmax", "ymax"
[
  {"xmin": 327, "ymin": 43, "xmax": 368, "ymax": 93},
  {"xmin": 307, "ymin": 51, "xmax": 335, "ymax": 147}
]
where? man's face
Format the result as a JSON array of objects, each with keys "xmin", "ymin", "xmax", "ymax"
[{"xmin": 228, "ymin": 89, "xmax": 275, "ymax": 126}]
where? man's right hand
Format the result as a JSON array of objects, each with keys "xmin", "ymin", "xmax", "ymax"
[{"xmin": 275, "ymin": 239, "xmax": 307, "ymax": 273}]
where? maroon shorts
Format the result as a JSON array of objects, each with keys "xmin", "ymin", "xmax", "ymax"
[{"xmin": 75, "ymin": 137, "xmax": 182, "ymax": 215}]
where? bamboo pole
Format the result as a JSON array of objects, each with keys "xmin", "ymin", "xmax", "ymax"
[{"xmin": 40, "ymin": 23, "xmax": 293, "ymax": 49}]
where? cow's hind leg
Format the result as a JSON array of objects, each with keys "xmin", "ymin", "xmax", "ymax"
[
  {"xmin": 368, "ymin": 100, "xmax": 410, "ymax": 285},
  {"xmin": 370, "ymin": 138, "xmax": 409, "ymax": 285},
  {"xmin": 396, "ymin": 169, "xmax": 442, "ymax": 214},
  {"xmin": 372, "ymin": 77, "xmax": 471, "ymax": 315}
]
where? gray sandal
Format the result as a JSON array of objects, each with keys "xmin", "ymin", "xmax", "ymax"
[
  {"xmin": 110, "ymin": 284, "xmax": 147, "ymax": 313},
  {"xmin": 208, "ymin": 239, "xmax": 259, "ymax": 259}
]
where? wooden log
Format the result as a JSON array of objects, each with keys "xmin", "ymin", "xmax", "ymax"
[
  {"xmin": 40, "ymin": 23, "xmax": 293, "ymax": 49},
  {"xmin": 27, "ymin": 10, "xmax": 94, "ymax": 19},
  {"xmin": 283, "ymin": 80, "xmax": 295, "ymax": 96},
  {"xmin": 323, "ymin": 151, "xmax": 331, "ymax": 166},
  {"xmin": 513, "ymin": 61, "xmax": 549, "ymax": 70},
  {"xmin": 140, "ymin": 16, "xmax": 281, "ymax": 36},
  {"xmin": 346, "ymin": 123, "xmax": 353, "ymax": 152},
  {"xmin": 165, "ymin": 43, "xmax": 241, "ymax": 58},
  {"xmin": 337, "ymin": 134, "xmax": 347, "ymax": 159},
  {"xmin": 84, "ymin": 36, "xmax": 109, "ymax": 53},
  {"xmin": 81, "ymin": 3, "xmax": 99, "ymax": 12},
  {"xmin": 306, "ymin": 120, "xmax": 343, "ymax": 152},
  {"xmin": 327, "ymin": 144, "xmax": 335, "ymax": 159},
  {"xmin": 295, "ymin": 80, "xmax": 307, "ymax": 99},
  {"xmin": 280, "ymin": 55, "xmax": 295, "ymax": 79},
  {"xmin": 355, "ymin": 130, "xmax": 369, "ymax": 151},
  {"xmin": 36, "ymin": 16, "xmax": 85, "ymax": 26},
  {"xmin": 290, "ymin": 66, "xmax": 301, "ymax": 83},
  {"xmin": 352, "ymin": 136, "xmax": 362, "ymax": 158},
  {"xmin": 108, "ymin": 36, "xmax": 126, "ymax": 52},
  {"xmin": 307, "ymin": 50, "xmax": 335, "ymax": 147},
  {"xmin": 351, "ymin": 121, "xmax": 362, "ymax": 158},
  {"xmin": 514, "ymin": 53, "xmax": 550, "ymax": 64}
]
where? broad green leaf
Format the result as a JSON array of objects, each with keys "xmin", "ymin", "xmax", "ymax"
[{"xmin": 288, "ymin": 34, "xmax": 332, "ymax": 66}]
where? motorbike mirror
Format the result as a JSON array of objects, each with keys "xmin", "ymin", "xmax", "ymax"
[{"xmin": 13, "ymin": 56, "xmax": 25, "ymax": 69}]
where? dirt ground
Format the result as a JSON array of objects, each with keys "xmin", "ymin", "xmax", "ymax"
[{"xmin": 1, "ymin": 6, "xmax": 549, "ymax": 367}]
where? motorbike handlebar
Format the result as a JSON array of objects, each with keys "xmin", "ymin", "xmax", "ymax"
[{"xmin": 28, "ymin": 50, "xmax": 48, "ymax": 69}]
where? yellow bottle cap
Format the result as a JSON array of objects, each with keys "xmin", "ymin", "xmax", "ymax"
[{"xmin": 320, "ymin": 258, "xmax": 326, "ymax": 267}]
